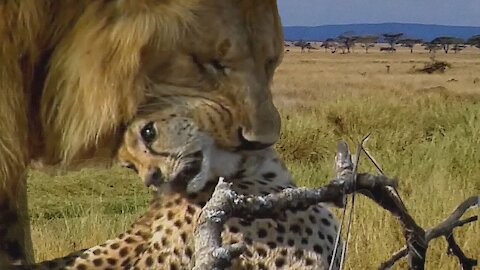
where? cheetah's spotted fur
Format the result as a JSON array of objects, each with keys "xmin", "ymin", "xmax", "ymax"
[{"xmin": 17, "ymin": 106, "xmax": 342, "ymax": 270}]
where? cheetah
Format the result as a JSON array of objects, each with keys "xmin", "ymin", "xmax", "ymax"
[{"xmin": 18, "ymin": 99, "xmax": 342, "ymax": 269}]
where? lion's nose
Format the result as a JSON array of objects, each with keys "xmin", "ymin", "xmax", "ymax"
[{"xmin": 237, "ymin": 99, "xmax": 281, "ymax": 150}]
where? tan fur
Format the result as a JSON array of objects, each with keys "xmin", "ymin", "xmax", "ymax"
[{"xmin": 0, "ymin": 0, "xmax": 283, "ymax": 264}]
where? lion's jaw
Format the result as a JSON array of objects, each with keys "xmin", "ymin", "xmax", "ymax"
[{"xmin": 141, "ymin": 0, "xmax": 284, "ymax": 151}]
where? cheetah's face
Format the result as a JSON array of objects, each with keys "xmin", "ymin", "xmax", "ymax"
[
  {"xmin": 118, "ymin": 111, "xmax": 204, "ymax": 189},
  {"xmin": 117, "ymin": 107, "xmax": 244, "ymax": 193}
]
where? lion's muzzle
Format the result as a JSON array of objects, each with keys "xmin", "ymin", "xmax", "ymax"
[{"xmin": 237, "ymin": 98, "xmax": 281, "ymax": 150}]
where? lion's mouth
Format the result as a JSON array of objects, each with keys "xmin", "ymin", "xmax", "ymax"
[{"xmin": 236, "ymin": 128, "xmax": 274, "ymax": 151}]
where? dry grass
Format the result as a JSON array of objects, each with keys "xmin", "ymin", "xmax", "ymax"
[{"xmin": 28, "ymin": 47, "xmax": 480, "ymax": 269}]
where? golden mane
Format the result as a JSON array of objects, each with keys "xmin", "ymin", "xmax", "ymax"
[{"xmin": 41, "ymin": 1, "xmax": 199, "ymax": 164}]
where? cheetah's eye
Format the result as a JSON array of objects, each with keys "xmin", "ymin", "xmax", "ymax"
[{"xmin": 140, "ymin": 122, "xmax": 156, "ymax": 144}]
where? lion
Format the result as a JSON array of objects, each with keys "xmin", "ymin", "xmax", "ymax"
[{"xmin": 0, "ymin": 0, "xmax": 283, "ymax": 265}]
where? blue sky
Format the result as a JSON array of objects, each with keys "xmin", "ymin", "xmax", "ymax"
[{"xmin": 277, "ymin": 0, "xmax": 480, "ymax": 27}]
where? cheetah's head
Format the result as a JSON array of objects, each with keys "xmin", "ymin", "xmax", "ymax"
[{"xmin": 117, "ymin": 99, "xmax": 262, "ymax": 193}]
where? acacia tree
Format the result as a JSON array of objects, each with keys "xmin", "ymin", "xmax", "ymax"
[
  {"xmin": 423, "ymin": 42, "xmax": 442, "ymax": 53},
  {"xmin": 383, "ymin": 33, "xmax": 404, "ymax": 51},
  {"xmin": 451, "ymin": 43, "xmax": 467, "ymax": 53},
  {"xmin": 294, "ymin": 40, "xmax": 314, "ymax": 52},
  {"xmin": 467, "ymin": 35, "xmax": 480, "ymax": 49},
  {"xmin": 356, "ymin": 35, "xmax": 378, "ymax": 53},
  {"xmin": 431, "ymin": 36, "xmax": 464, "ymax": 53},
  {"xmin": 337, "ymin": 32, "xmax": 358, "ymax": 53},
  {"xmin": 321, "ymin": 38, "xmax": 338, "ymax": 53},
  {"xmin": 398, "ymin": 38, "xmax": 423, "ymax": 53}
]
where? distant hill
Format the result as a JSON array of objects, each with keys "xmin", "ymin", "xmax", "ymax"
[{"xmin": 283, "ymin": 23, "xmax": 480, "ymax": 42}]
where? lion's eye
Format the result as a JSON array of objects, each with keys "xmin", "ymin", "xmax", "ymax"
[
  {"xmin": 210, "ymin": 60, "xmax": 226, "ymax": 72},
  {"xmin": 209, "ymin": 59, "xmax": 231, "ymax": 76},
  {"xmin": 191, "ymin": 55, "xmax": 229, "ymax": 76},
  {"xmin": 140, "ymin": 122, "xmax": 156, "ymax": 143}
]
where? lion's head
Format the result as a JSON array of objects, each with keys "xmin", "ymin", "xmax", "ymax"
[
  {"xmin": 139, "ymin": 0, "xmax": 284, "ymax": 151},
  {"xmin": 39, "ymin": 0, "xmax": 283, "ymax": 166}
]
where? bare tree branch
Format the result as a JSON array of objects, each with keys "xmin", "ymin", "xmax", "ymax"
[
  {"xmin": 192, "ymin": 141, "xmax": 396, "ymax": 269},
  {"xmin": 192, "ymin": 141, "xmax": 479, "ymax": 270},
  {"xmin": 446, "ymin": 234, "xmax": 478, "ymax": 270},
  {"xmin": 192, "ymin": 174, "xmax": 396, "ymax": 269},
  {"xmin": 380, "ymin": 196, "xmax": 479, "ymax": 269},
  {"xmin": 425, "ymin": 197, "xmax": 479, "ymax": 240},
  {"xmin": 192, "ymin": 180, "xmax": 247, "ymax": 270},
  {"xmin": 378, "ymin": 196, "xmax": 479, "ymax": 269},
  {"xmin": 379, "ymin": 246, "xmax": 408, "ymax": 269}
]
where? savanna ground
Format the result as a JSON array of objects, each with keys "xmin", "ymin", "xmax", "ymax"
[{"xmin": 28, "ymin": 45, "xmax": 480, "ymax": 269}]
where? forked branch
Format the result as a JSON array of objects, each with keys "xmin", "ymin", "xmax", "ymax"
[
  {"xmin": 192, "ymin": 141, "xmax": 479, "ymax": 270},
  {"xmin": 379, "ymin": 196, "xmax": 479, "ymax": 270}
]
